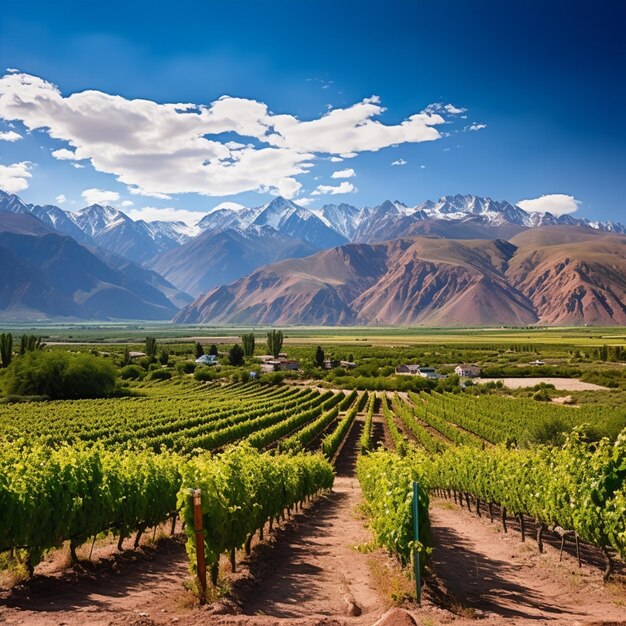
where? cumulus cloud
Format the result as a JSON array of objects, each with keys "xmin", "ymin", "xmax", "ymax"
[
  {"xmin": 517, "ymin": 194, "xmax": 581, "ymax": 216},
  {"xmin": 329, "ymin": 156, "xmax": 343, "ymax": 162},
  {"xmin": 467, "ymin": 123, "xmax": 487, "ymax": 131},
  {"xmin": 311, "ymin": 181, "xmax": 356, "ymax": 195},
  {"xmin": 126, "ymin": 206, "xmax": 204, "ymax": 225},
  {"xmin": 0, "ymin": 161, "xmax": 32, "ymax": 193},
  {"xmin": 0, "ymin": 72, "xmax": 454, "ymax": 199},
  {"xmin": 331, "ymin": 168, "xmax": 355, "ymax": 179},
  {"xmin": 0, "ymin": 130, "xmax": 21, "ymax": 141},
  {"xmin": 295, "ymin": 197, "xmax": 314, "ymax": 206},
  {"xmin": 55, "ymin": 194, "xmax": 66, "ymax": 203},
  {"xmin": 51, "ymin": 148, "xmax": 79, "ymax": 160},
  {"xmin": 391, "ymin": 159, "xmax": 407, "ymax": 166},
  {"xmin": 120, "ymin": 200, "xmax": 134, "ymax": 207},
  {"xmin": 72, "ymin": 163, "xmax": 84, "ymax": 169},
  {"xmin": 81, "ymin": 188, "xmax": 120, "ymax": 205}
]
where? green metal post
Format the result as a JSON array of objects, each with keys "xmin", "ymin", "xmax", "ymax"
[{"xmin": 412, "ymin": 481, "xmax": 422, "ymax": 606}]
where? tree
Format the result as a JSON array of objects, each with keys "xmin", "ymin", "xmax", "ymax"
[
  {"xmin": 228, "ymin": 344, "xmax": 245, "ymax": 367},
  {"xmin": 209, "ymin": 344, "xmax": 218, "ymax": 357},
  {"xmin": 20, "ymin": 335, "xmax": 43, "ymax": 356},
  {"xmin": 120, "ymin": 346, "xmax": 131, "ymax": 367},
  {"xmin": 0, "ymin": 333, "xmax": 12, "ymax": 368},
  {"xmin": 267, "ymin": 330, "xmax": 283, "ymax": 359},
  {"xmin": 3, "ymin": 351, "xmax": 117, "ymax": 399},
  {"xmin": 195, "ymin": 342, "xmax": 204, "ymax": 358},
  {"xmin": 145, "ymin": 337, "xmax": 158, "ymax": 360},
  {"xmin": 159, "ymin": 349, "xmax": 170, "ymax": 366},
  {"xmin": 241, "ymin": 333, "xmax": 255, "ymax": 357},
  {"xmin": 314, "ymin": 346, "xmax": 325, "ymax": 368}
]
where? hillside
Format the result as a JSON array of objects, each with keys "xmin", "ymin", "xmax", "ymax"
[
  {"xmin": 0, "ymin": 216, "xmax": 185, "ymax": 320},
  {"xmin": 175, "ymin": 228, "xmax": 626, "ymax": 326}
]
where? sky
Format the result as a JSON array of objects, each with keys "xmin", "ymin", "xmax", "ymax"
[{"xmin": 0, "ymin": 0, "xmax": 624, "ymax": 224}]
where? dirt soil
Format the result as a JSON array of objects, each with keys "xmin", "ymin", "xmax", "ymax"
[{"xmin": 1, "ymin": 419, "xmax": 625, "ymax": 626}]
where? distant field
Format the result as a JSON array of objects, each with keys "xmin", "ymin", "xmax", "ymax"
[{"xmin": 0, "ymin": 322, "xmax": 625, "ymax": 347}]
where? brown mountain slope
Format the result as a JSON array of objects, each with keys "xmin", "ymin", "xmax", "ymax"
[
  {"xmin": 175, "ymin": 228, "xmax": 626, "ymax": 327},
  {"xmin": 175, "ymin": 237, "xmax": 538, "ymax": 326},
  {"xmin": 506, "ymin": 230, "xmax": 626, "ymax": 325}
]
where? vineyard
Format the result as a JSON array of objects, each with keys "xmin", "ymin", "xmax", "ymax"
[
  {"xmin": 0, "ymin": 369, "xmax": 624, "ymax": 623},
  {"xmin": 0, "ymin": 379, "xmax": 366, "ymax": 583},
  {"xmin": 357, "ymin": 390, "xmax": 626, "ymax": 583}
]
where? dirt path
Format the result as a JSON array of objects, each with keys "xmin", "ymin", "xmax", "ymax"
[
  {"xmin": 212, "ymin": 418, "xmax": 386, "ymax": 624},
  {"xmin": 423, "ymin": 499, "xmax": 626, "ymax": 625}
]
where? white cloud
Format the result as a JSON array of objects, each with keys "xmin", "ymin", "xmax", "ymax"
[
  {"xmin": 311, "ymin": 181, "xmax": 356, "ymax": 195},
  {"xmin": 0, "ymin": 72, "xmax": 453, "ymax": 199},
  {"xmin": 391, "ymin": 159, "xmax": 407, "ymax": 166},
  {"xmin": 331, "ymin": 168, "xmax": 355, "ymax": 179},
  {"xmin": 5, "ymin": 68, "xmax": 19, "ymax": 74},
  {"xmin": 51, "ymin": 148, "xmax": 79, "ymax": 160},
  {"xmin": 444, "ymin": 104, "xmax": 466, "ymax": 114},
  {"xmin": 55, "ymin": 194, "xmax": 66, "ymax": 204},
  {"xmin": 420, "ymin": 165, "xmax": 426, "ymax": 169},
  {"xmin": 128, "ymin": 187, "xmax": 172, "ymax": 200},
  {"xmin": 208, "ymin": 201, "xmax": 248, "ymax": 213},
  {"xmin": 126, "ymin": 206, "xmax": 204, "ymax": 225},
  {"xmin": 296, "ymin": 197, "xmax": 314, "ymax": 206},
  {"xmin": 0, "ymin": 130, "xmax": 21, "ymax": 142},
  {"xmin": 329, "ymin": 156, "xmax": 343, "ymax": 162},
  {"xmin": 72, "ymin": 163, "xmax": 84, "ymax": 169},
  {"xmin": 0, "ymin": 161, "xmax": 32, "ymax": 193},
  {"xmin": 81, "ymin": 188, "xmax": 120, "ymax": 205},
  {"xmin": 467, "ymin": 123, "xmax": 487, "ymax": 131},
  {"xmin": 517, "ymin": 194, "xmax": 581, "ymax": 216},
  {"xmin": 120, "ymin": 200, "xmax": 134, "ymax": 207}
]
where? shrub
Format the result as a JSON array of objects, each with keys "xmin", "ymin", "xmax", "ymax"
[
  {"xmin": 148, "ymin": 369, "xmax": 172, "ymax": 381},
  {"xmin": 120, "ymin": 365, "xmax": 145, "ymax": 380},
  {"xmin": 176, "ymin": 361, "xmax": 196, "ymax": 375},
  {"xmin": 194, "ymin": 368, "xmax": 219, "ymax": 382},
  {"xmin": 259, "ymin": 371, "xmax": 285, "ymax": 385},
  {"xmin": 2, "ymin": 351, "xmax": 117, "ymax": 400}
]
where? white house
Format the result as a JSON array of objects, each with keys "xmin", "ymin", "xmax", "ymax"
[{"xmin": 455, "ymin": 364, "xmax": 482, "ymax": 378}]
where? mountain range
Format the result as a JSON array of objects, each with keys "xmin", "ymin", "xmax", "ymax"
[
  {"xmin": 175, "ymin": 228, "xmax": 626, "ymax": 327},
  {"xmin": 1, "ymin": 189, "xmax": 625, "ymax": 325}
]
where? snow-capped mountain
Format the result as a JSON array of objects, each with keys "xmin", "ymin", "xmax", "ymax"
[
  {"xmin": 416, "ymin": 194, "xmax": 529, "ymax": 226},
  {"xmin": 197, "ymin": 204, "xmax": 260, "ymax": 232},
  {"xmin": 251, "ymin": 196, "xmax": 348, "ymax": 249},
  {"xmin": 0, "ymin": 191, "xmax": 197, "ymax": 265},
  {"xmin": 313, "ymin": 202, "xmax": 362, "ymax": 239}
]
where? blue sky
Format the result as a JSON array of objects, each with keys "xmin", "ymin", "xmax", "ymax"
[{"xmin": 0, "ymin": 0, "xmax": 624, "ymax": 223}]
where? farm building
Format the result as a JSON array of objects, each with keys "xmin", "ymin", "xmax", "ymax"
[
  {"xmin": 418, "ymin": 367, "xmax": 438, "ymax": 379},
  {"xmin": 395, "ymin": 364, "xmax": 420, "ymax": 374},
  {"xmin": 455, "ymin": 364, "xmax": 482, "ymax": 377},
  {"xmin": 195, "ymin": 354, "xmax": 218, "ymax": 366},
  {"xmin": 260, "ymin": 359, "xmax": 300, "ymax": 373}
]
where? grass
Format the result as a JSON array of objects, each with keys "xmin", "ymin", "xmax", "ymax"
[{"xmin": 1, "ymin": 322, "xmax": 625, "ymax": 347}]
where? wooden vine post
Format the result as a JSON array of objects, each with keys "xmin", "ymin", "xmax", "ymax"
[{"xmin": 192, "ymin": 489, "xmax": 207, "ymax": 603}]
